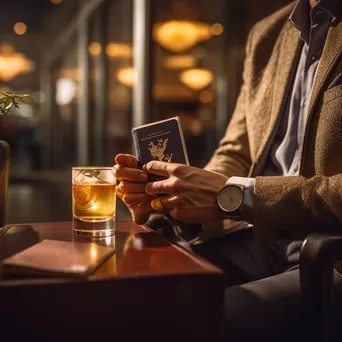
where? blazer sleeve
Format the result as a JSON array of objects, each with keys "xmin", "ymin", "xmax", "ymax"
[
  {"xmin": 204, "ymin": 28, "xmax": 255, "ymax": 178},
  {"xmin": 253, "ymin": 175, "xmax": 342, "ymax": 241}
]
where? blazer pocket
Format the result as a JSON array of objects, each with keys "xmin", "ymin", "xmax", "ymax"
[{"xmin": 323, "ymin": 84, "xmax": 342, "ymax": 104}]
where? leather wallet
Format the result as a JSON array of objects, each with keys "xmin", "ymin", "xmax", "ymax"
[{"xmin": 1, "ymin": 239, "xmax": 115, "ymax": 278}]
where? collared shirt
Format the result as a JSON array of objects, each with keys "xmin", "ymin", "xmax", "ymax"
[{"xmin": 228, "ymin": 0, "xmax": 338, "ymax": 223}]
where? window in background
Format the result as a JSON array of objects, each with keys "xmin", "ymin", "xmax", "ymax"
[
  {"xmin": 88, "ymin": 6, "xmax": 107, "ymax": 165},
  {"xmin": 52, "ymin": 38, "xmax": 79, "ymax": 169},
  {"xmin": 105, "ymin": 0, "xmax": 133, "ymax": 164},
  {"xmin": 151, "ymin": 0, "xmax": 228, "ymax": 167}
]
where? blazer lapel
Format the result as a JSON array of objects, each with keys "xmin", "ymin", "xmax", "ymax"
[
  {"xmin": 307, "ymin": 19, "xmax": 342, "ymax": 118},
  {"xmin": 252, "ymin": 23, "xmax": 301, "ymax": 175}
]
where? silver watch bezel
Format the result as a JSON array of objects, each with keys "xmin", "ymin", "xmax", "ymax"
[{"xmin": 217, "ymin": 184, "xmax": 244, "ymax": 214}]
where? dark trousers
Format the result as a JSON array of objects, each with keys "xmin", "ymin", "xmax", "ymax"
[
  {"xmin": 191, "ymin": 229, "xmax": 342, "ymax": 342},
  {"xmin": 147, "ymin": 215, "xmax": 342, "ymax": 341}
]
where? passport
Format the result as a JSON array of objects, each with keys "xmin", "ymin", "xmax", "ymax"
[{"xmin": 132, "ymin": 117, "xmax": 189, "ymax": 181}]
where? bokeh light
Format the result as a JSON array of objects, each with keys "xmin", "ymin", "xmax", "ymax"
[
  {"xmin": 13, "ymin": 22, "xmax": 27, "ymax": 35},
  {"xmin": 88, "ymin": 42, "xmax": 102, "ymax": 56},
  {"xmin": 211, "ymin": 23, "xmax": 224, "ymax": 36}
]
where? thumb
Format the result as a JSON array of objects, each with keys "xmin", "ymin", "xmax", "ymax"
[{"xmin": 115, "ymin": 154, "xmax": 138, "ymax": 168}]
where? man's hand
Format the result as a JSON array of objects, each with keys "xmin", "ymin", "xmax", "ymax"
[
  {"xmin": 113, "ymin": 154, "xmax": 154, "ymax": 225},
  {"xmin": 143, "ymin": 161, "xmax": 228, "ymax": 223}
]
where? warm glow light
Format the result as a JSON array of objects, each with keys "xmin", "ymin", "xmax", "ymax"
[
  {"xmin": 164, "ymin": 55, "xmax": 196, "ymax": 69},
  {"xmin": 153, "ymin": 20, "xmax": 212, "ymax": 53},
  {"xmin": 116, "ymin": 67, "xmax": 135, "ymax": 87},
  {"xmin": 105, "ymin": 43, "xmax": 132, "ymax": 58},
  {"xmin": 211, "ymin": 23, "xmax": 224, "ymax": 36},
  {"xmin": 179, "ymin": 68, "xmax": 213, "ymax": 91},
  {"xmin": 105, "ymin": 236, "xmax": 114, "ymax": 246},
  {"xmin": 88, "ymin": 42, "xmax": 102, "ymax": 56},
  {"xmin": 51, "ymin": 0, "xmax": 64, "ymax": 4},
  {"xmin": 0, "ymin": 44, "xmax": 35, "ymax": 81},
  {"xmin": 199, "ymin": 90, "xmax": 214, "ymax": 103},
  {"xmin": 91, "ymin": 246, "xmax": 97, "ymax": 259},
  {"xmin": 56, "ymin": 78, "xmax": 77, "ymax": 105},
  {"xmin": 132, "ymin": 237, "xmax": 143, "ymax": 250},
  {"xmin": 153, "ymin": 84, "xmax": 196, "ymax": 101},
  {"xmin": 59, "ymin": 68, "xmax": 81, "ymax": 81},
  {"xmin": 13, "ymin": 22, "xmax": 27, "ymax": 35}
]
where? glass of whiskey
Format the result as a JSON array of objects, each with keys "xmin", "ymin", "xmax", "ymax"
[{"xmin": 72, "ymin": 167, "xmax": 116, "ymax": 237}]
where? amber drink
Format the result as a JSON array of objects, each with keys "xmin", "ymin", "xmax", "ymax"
[{"xmin": 72, "ymin": 167, "xmax": 116, "ymax": 237}]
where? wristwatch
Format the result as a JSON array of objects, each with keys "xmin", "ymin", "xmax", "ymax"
[{"xmin": 216, "ymin": 184, "xmax": 244, "ymax": 220}]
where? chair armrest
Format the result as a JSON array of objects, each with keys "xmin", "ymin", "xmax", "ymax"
[{"xmin": 300, "ymin": 233, "xmax": 342, "ymax": 342}]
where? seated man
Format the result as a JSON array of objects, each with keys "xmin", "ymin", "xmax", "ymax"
[{"xmin": 114, "ymin": 0, "xmax": 342, "ymax": 340}]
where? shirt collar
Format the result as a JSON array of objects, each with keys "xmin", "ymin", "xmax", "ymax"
[
  {"xmin": 316, "ymin": 0, "xmax": 342, "ymax": 18},
  {"xmin": 289, "ymin": 0, "xmax": 311, "ymax": 43},
  {"xmin": 289, "ymin": 0, "xmax": 338, "ymax": 43}
]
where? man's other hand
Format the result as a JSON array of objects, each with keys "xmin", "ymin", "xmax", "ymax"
[
  {"xmin": 113, "ymin": 154, "xmax": 154, "ymax": 225},
  {"xmin": 143, "ymin": 161, "xmax": 228, "ymax": 223}
]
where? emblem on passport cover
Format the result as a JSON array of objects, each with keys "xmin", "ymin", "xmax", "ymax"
[{"xmin": 132, "ymin": 117, "xmax": 189, "ymax": 181}]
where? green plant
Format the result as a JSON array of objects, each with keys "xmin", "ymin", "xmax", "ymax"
[
  {"xmin": 0, "ymin": 92, "xmax": 29, "ymax": 115},
  {"xmin": 0, "ymin": 19, "xmax": 30, "ymax": 115}
]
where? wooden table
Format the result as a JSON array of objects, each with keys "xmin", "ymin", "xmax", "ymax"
[{"xmin": 0, "ymin": 221, "xmax": 224, "ymax": 341}]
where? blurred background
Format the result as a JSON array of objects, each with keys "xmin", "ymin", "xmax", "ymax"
[{"xmin": 0, "ymin": 0, "xmax": 290, "ymax": 224}]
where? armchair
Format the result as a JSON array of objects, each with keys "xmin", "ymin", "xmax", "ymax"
[{"xmin": 300, "ymin": 233, "xmax": 342, "ymax": 342}]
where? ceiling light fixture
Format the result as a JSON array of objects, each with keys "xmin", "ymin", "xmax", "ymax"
[
  {"xmin": 179, "ymin": 68, "xmax": 213, "ymax": 91},
  {"xmin": 0, "ymin": 44, "xmax": 35, "ymax": 81},
  {"xmin": 153, "ymin": 20, "xmax": 211, "ymax": 53}
]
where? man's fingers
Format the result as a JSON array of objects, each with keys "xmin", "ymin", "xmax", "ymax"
[
  {"xmin": 115, "ymin": 154, "xmax": 138, "ymax": 168},
  {"xmin": 118, "ymin": 181, "xmax": 147, "ymax": 194},
  {"xmin": 150, "ymin": 195, "xmax": 185, "ymax": 211},
  {"xmin": 145, "ymin": 179, "xmax": 170, "ymax": 195},
  {"xmin": 113, "ymin": 166, "xmax": 148, "ymax": 182},
  {"xmin": 160, "ymin": 195, "xmax": 181, "ymax": 208},
  {"xmin": 123, "ymin": 193, "xmax": 152, "ymax": 206},
  {"xmin": 142, "ymin": 161, "xmax": 179, "ymax": 177},
  {"xmin": 131, "ymin": 202, "xmax": 153, "ymax": 225},
  {"xmin": 117, "ymin": 188, "xmax": 153, "ymax": 225}
]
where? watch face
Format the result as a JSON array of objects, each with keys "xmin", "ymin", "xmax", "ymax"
[{"xmin": 217, "ymin": 185, "xmax": 243, "ymax": 213}]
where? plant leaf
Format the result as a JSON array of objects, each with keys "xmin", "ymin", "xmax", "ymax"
[
  {"xmin": 0, "ymin": 92, "xmax": 30, "ymax": 115},
  {"xmin": 4, "ymin": 98, "xmax": 13, "ymax": 110}
]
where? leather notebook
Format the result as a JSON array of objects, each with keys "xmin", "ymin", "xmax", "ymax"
[{"xmin": 1, "ymin": 239, "xmax": 115, "ymax": 278}]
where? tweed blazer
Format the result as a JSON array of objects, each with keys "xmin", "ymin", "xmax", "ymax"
[{"xmin": 204, "ymin": 1, "xmax": 342, "ymax": 241}]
